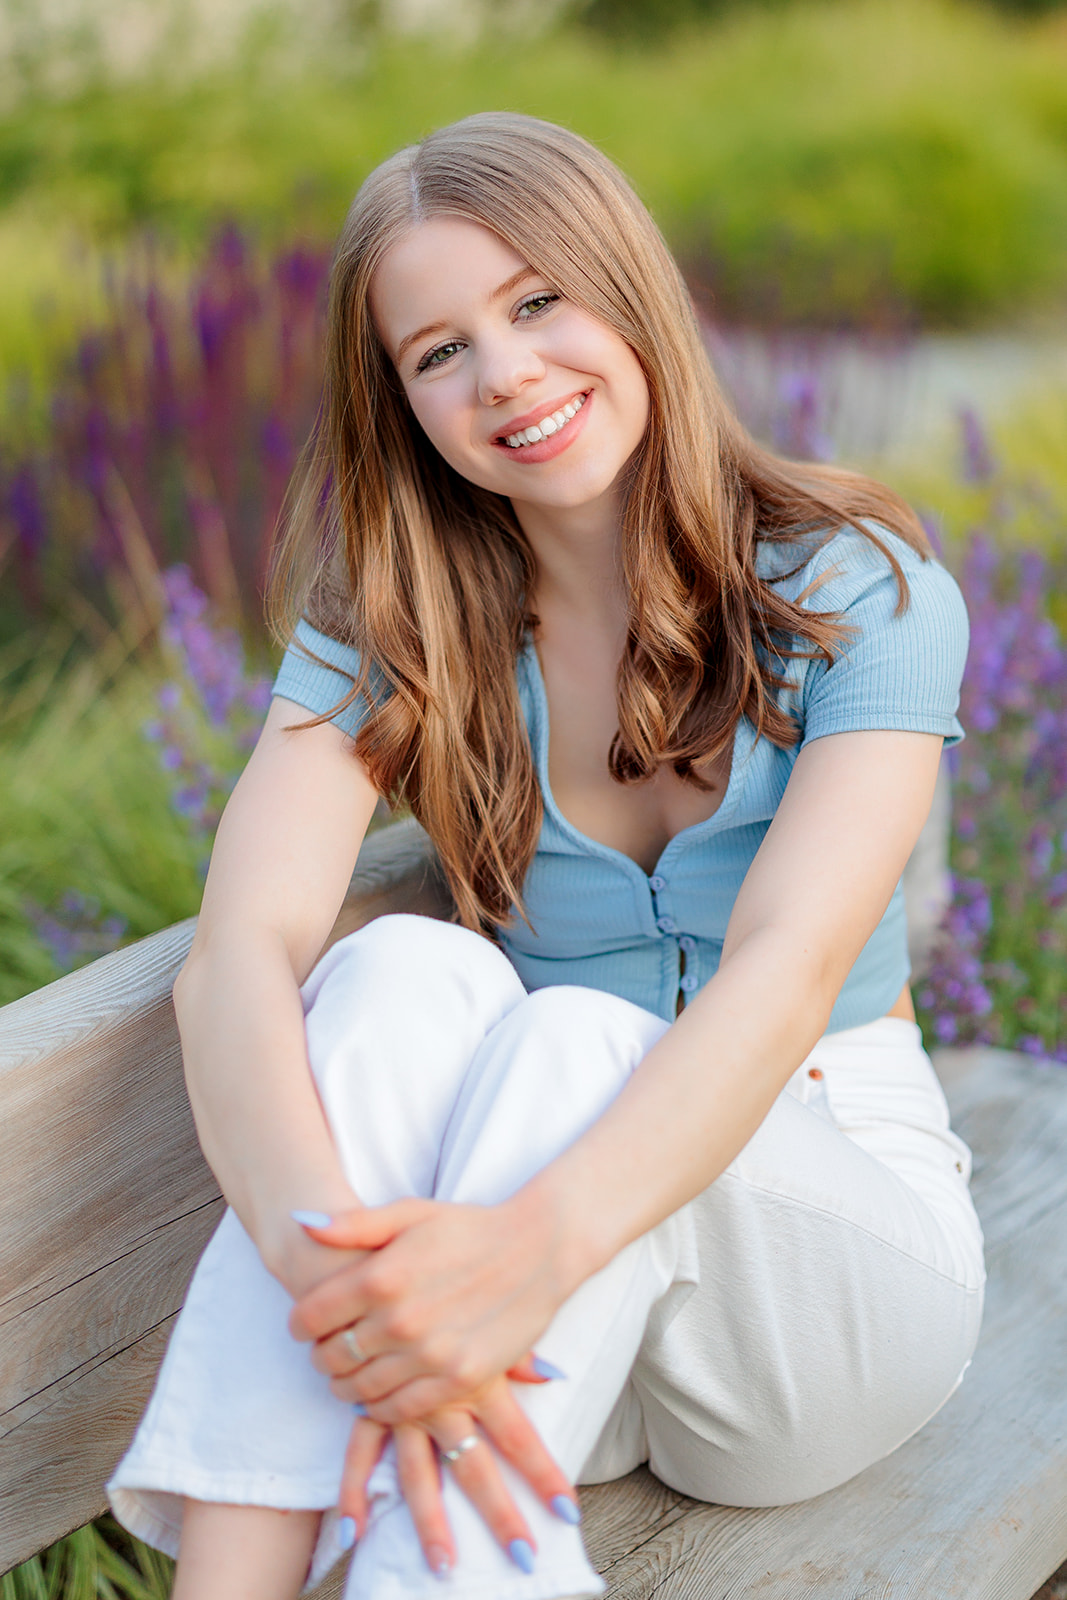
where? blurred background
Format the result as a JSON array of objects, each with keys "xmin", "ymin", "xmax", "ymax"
[{"xmin": 1, "ymin": 1, "xmax": 1067, "ymax": 1586}]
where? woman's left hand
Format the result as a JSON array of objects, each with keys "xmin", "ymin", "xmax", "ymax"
[
  {"xmin": 289, "ymin": 1193, "xmax": 577, "ymax": 1422},
  {"xmin": 337, "ymin": 1376, "xmax": 580, "ymax": 1580}
]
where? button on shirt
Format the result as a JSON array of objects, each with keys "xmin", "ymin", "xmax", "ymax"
[{"xmin": 273, "ymin": 524, "xmax": 969, "ymax": 1031}]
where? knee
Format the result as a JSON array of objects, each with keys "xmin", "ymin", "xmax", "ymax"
[
  {"xmin": 309, "ymin": 914, "xmax": 521, "ymax": 1001},
  {"xmin": 476, "ymin": 984, "xmax": 669, "ymax": 1113},
  {"xmin": 512, "ymin": 984, "xmax": 669, "ymax": 1060}
]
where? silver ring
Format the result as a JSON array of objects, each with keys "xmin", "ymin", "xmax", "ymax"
[
  {"xmin": 441, "ymin": 1434, "xmax": 480, "ymax": 1464},
  {"xmin": 341, "ymin": 1326, "xmax": 368, "ymax": 1364}
]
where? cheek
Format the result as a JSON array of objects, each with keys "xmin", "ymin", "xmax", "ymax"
[
  {"xmin": 611, "ymin": 348, "xmax": 651, "ymax": 441},
  {"xmin": 405, "ymin": 388, "xmax": 467, "ymax": 465}
]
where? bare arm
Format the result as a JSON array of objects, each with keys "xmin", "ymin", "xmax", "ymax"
[
  {"xmin": 176, "ymin": 694, "xmax": 581, "ymax": 1562},
  {"xmin": 173, "ymin": 695, "xmax": 380, "ymax": 1294},
  {"xmin": 536, "ymin": 728, "xmax": 947, "ymax": 1286},
  {"xmin": 296, "ymin": 728, "xmax": 945, "ymax": 1413}
]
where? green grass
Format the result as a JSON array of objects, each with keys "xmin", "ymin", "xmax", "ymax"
[
  {"xmin": 1, "ymin": 0, "xmax": 1067, "ymax": 377},
  {"xmin": 0, "ymin": 618, "xmax": 213, "ymax": 1006},
  {"xmin": 0, "ymin": 1519, "xmax": 172, "ymax": 1600}
]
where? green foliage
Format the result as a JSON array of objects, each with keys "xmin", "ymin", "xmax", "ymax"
[
  {"xmin": 0, "ymin": 1519, "xmax": 171, "ymax": 1600},
  {"xmin": 0, "ymin": 0, "xmax": 1066, "ymax": 358},
  {"xmin": 573, "ymin": 0, "xmax": 1067, "ymax": 36},
  {"xmin": 892, "ymin": 382, "xmax": 1067, "ymax": 639},
  {"xmin": 0, "ymin": 620, "xmax": 222, "ymax": 1005}
]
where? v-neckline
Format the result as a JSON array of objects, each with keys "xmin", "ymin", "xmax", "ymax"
[{"xmin": 520, "ymin": 635, "xmax": 753, "ymax": 882}]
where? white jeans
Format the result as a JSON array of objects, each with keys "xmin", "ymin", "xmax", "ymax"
[{"xmin": 109, "ymin": 915, "xmax": 986, "ymax": 1600}]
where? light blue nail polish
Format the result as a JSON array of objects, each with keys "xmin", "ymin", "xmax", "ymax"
[
  {"xmin": 531, "ymin": 1356, "xmax": 568, "ymax": 1381},
  {"xmin": 550, "ymin": 1494, "xmax": 582, "ymax": 1525},
  {"xmin": 351, "ymin": 1402, "xmax": 368, "ymax": 1417},
  {"xmin": 291, "ymin": 1209, "xmax": 333, "ymax": 1228},
  {"xmin": 338, "ymin": 1516, "xmax": 357, "ymax": 1551},
  {"xmin": 426, "ymin": 1543, "xmax": 452, "ymax": 1580},
  {"xmin": 508, "ymin": 1539, "xmax": 535, "ymax": 1574}
]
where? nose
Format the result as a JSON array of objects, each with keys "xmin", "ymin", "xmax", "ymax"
[{"xmin": 475, "ymin": 329, "xmax": 545, "ymax": 407}]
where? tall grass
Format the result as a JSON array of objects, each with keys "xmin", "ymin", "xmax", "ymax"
[
  {"xmin": 0, "ymin": 1518, "xmax": 172, "ymax": 1600},
  {"xmin": 0, "ymin": 580, "xmax": 270, "ymax": 1005}
]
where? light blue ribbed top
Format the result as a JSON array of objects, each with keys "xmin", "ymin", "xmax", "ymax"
[{"xmin": 274, "ymin": 524, "xmax": 969, "ymax": 1031}]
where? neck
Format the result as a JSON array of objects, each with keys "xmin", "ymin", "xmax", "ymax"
[{"xmin": 512, "ymin": 484, "xmax": 628, "ymax": 630}]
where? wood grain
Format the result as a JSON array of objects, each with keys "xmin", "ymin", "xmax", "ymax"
[
  {"xmin": 0, "ymin": 1321, "xmax": 177, "ymax": 1564},
  {"xmin": 0, "ymin": 820, "xmax": 446, "ymax": 1572},
  {"xmin": 1, "ymin": 1202, "xmax": 223, "ymax": 1435}
]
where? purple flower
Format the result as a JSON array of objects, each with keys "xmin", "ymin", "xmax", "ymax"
[
  {"xmin": 958, "ymin": 407, "xmax": 995, "ymax": 483},
  {"xmin": 24, "ymin": 894, "xmax": 127, "ymax": 975}
]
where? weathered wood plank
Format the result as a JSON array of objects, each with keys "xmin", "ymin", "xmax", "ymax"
[
  {"xmin": 0, "ymin": 1322, "xmax": 177, "ymax": 1562},
  {"xmin": 0, "ymin": 919, "xmax": 206, "ymax": 1312},
  {"xmin": 1, "ymin": 1202, "xmax": 223, "ymax": 1436},
  {"xmin": 0, "ymin": 819, "xmax": 444, "ymax": 1316},
  {"xmin": 0, "ymin": 819, "xmax": 445, "ymax": 1571}
]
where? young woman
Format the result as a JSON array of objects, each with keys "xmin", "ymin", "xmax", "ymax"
[{"xmin": 108, "ymin": 112, "xmax": 985, "ymax": 1600}]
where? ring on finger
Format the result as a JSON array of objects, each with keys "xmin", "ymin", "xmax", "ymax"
[
  {"xmin": 440, "ymin": 1434, "xmax": 481, "ymax": 1464},
  {"xmin": 341, "ymin": 1326, "xmax": 368, "ymax": 1364}
]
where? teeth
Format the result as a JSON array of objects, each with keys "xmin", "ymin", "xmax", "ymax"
[{"xmin": 503, "ymin": 393, "xmax": 585, "ymax": 449}]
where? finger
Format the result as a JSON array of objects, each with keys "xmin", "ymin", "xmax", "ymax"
[
  {"xmin": 332, "ymin": 1371, "xmax": 474, "ymax": 1424},
  {"xmin": 506, "ymin": 1352, "xmax": 568, "ymax": 1385},
  {"xmin": 288, "ymin": 1261, "xmax": 370, "ymax": 1343},
  {"xmin": 291, "ymin": 1199, "xmax": 433, "ymax": 1251},
  {"xmin": 289, "ymin": 1220, "xmax": 430, "ymax": 1343},
  {"xmin": 432, "ymin": 1421, "xmax": 536, "ymax": 1573},
  {"xmin": 338, "ymin": 1415, "xmax": 389, "ymax": 1534},
  {"xmin": 312, "ymin": 1321, "xmax": 378, "ymax": 1379},
  {"xmin": 478, "ymin": 1386, "xmax": 580, "ymax": 1523},
  {"xmin": 395, "ymin": 1425, "xmax": 455, "ymax": 1582}
]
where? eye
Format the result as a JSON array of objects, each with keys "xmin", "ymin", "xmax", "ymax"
[
  {"xmin": 516, "ymin": 292, "xmax": 560, "ymax": 319},
  {"xmin": 415, "ymin": 339, "xmax": 463, "ymax": 374}
]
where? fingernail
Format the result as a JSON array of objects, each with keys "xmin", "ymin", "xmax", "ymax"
[
  {"xmin": 426, "ymin": 1543, "xmax": 452, "ymax": 1579},
  {"xmin": 291, "ymin": 1209, "xmax": 333, "ymax": 1228},
  {"xmin": 351, "ymin": 1401, "xmax": 368, "ymax": 1417},
  {"xmin": 508, "ymin": 1539, "xmax": 535, "ymax": 1574},
  {"xmin": 338, "ymin": 1516, "xmax": 357, "ymax": 1551},
  {"xmin": 531, "ymin": 1356, "xmax": 568, "ymax": 1381},
  {"xmin": 550, "ymin": 1494, "xmax": 582, "ymax": 1525}
]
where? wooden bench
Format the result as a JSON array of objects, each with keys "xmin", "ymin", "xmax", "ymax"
[{"xmin": 2, "ymin": 818, "xmax": 1066, "ymax": 1598}]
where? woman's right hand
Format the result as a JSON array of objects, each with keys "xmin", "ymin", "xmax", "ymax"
[{"xmin": 338, "ymin": 1373, "xmax": 581, "ymax": 1580}]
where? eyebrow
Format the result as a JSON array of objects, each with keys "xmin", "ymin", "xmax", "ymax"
[{"xmin": 394, "ymin": 266, "xmax": 539, "ymax": 365}]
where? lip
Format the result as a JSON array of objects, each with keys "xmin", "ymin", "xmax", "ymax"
[
  {"xmin": 492, "ymin": 389, "xmax": 590, "ymax": 443},
  {"xmin": 489, "ymin": 390, "xmax": 592, "ymax": 465}
]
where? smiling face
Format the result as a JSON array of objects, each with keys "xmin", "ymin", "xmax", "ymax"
[{"xmin": 369, "ymin": 215, "xmax": 651, "ymax": 524}]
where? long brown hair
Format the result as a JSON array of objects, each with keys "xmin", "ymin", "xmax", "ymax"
[{"xmin": 269, "ymin": 111, "xmax": 931, "ymax": 933}]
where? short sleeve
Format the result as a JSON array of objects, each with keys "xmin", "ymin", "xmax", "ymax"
[
  {"xmin": 272, "ymin": 618, "xmax": 370, "ymax": 740},
  {"xmin": 790, "ymin": 528, "xmax": 970, "ymax": 749}
]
